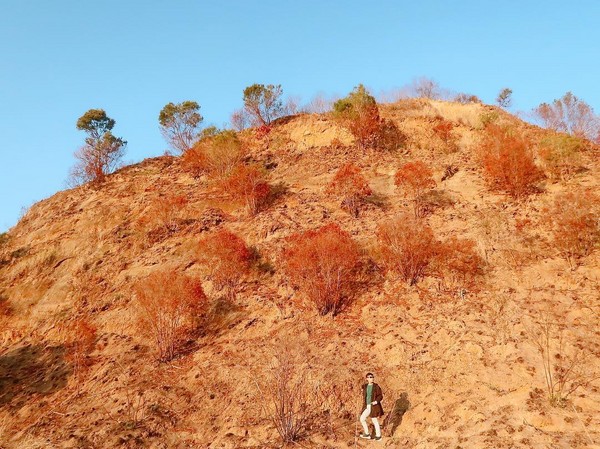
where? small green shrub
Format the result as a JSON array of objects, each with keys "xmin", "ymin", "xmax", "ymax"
[
  {"xmin": 332, "ymin": 84, "xmax": 405, "ymax": 151},
  {"xmin": 480, "ymin": 111, "xmax": 499, "ymax": 128},
  {"xmin": 538, "ymin": 134, "xmax": 585, "ymax": 180}
]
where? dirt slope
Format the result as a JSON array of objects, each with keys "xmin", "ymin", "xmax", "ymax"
[{"xmin": 1, "ymin": 99, "xmax": 599, "ymax": 449}]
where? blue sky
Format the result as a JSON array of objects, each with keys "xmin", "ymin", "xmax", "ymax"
[{"xmin": 1, "ymin": 0, "xmax": 599, "ymax": 232}]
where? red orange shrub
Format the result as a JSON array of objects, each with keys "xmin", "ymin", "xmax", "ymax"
[
  {"xmin": 326, "ymin": 163, "xmax": 372, "ymax": 217},
  {"xmin": 152, "ymin": 193, "xmax": 188, "ymax": 231},
  {"xmin": 377, "ymin": 215, "xmax": 437, "ymax": 285},
  {"xmin": 395, "ymin": 160, "xmax": 436, "ymax": 218},
  {"xmin": 134, "ymin": 269, "xmax": 206, "ymax": 362},
  {"xmin": 198, "ymin": 229, "xmax": 252, "ymax": 298},
  {"xmin": 284, "ymin": 223, "xmax": 361, "ymax": 315},
  {"xmin": 433, "ymin": 237, "xmax": 485, "ymax": 292},
  {"xmin": 545, "ymin": 190, "xmax": 600, "ymax": 268},
  {"xmin": 219, "ymin": 163, "xmax": 271, "ymax": 215},
  {"xmin": 481, "ymin": 125, "xmax": 544, "ymax": 198},
  {"xmin": 433, "ymin": 118, "xmax": 454, "ymax": 143}
]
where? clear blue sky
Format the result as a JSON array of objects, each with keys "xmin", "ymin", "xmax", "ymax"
[{"xmin": 1, "ymin": 0, "xmax": 599, "ymax": 232}]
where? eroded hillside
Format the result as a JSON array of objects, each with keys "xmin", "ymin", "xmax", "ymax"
[{"xmin": 1, "ymin": 99, "xmax": 599, "ymax": 448}]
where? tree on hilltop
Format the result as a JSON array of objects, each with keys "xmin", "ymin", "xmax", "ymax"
[
  {"xmin": 159, "ymin": 101, "xmax": 204, "ymax": 153},
  {"xmin": 332, "ymin": 84, "xmax": 381, "ymax": 149},
  {"xmin": 534, "ymin": 92, "xmax": 600, "ymax": 142},
  {"xmin": 243, "ymin": 84, "xmax": 285, "ymax": 126},
  {"xmin": 69, "ymin": 109, "xmax": 126, "ymax": 185},
  {"xmin": 496, "ymin": 88, "xmax": 513, "ymax": 109}
]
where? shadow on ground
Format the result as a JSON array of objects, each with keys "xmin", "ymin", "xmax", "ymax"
[
  {"xmin": 0, "ymin": 344, "xmax": 71, "ymax": 409},
  {"xmin": 383, "ymin": 392, "xmax": 410, "ymax": 436}
]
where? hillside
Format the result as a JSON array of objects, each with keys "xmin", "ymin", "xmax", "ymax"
[{"xmin": 1, "ymin": 99, "xmax": 599, "ymax": 449}]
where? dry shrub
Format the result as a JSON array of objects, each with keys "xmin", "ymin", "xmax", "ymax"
[
  {"xmin": 454, "ymin": 93, "xmax": 481, "ymax": 104},
  {"xmin": 326, "ymin": 163, "xmax": 373, "ymax": 217},
  {"xmin": 527, "ymin": 312, "xmax": 600, "ymax": 407},
  {"xmin": 219, "ymin": 163, "xmax": 271, "ymax": 215},
  {"xmin": 182, "ymin": 130, "xmax": 245, "ymax": 178},
  {"xmin": 284, "ymin": 223, "xmax": 361, "ymax": 315},
  {"xmin": 134, "ymin": 269, "xmax": 207, "ymax": 362},
  {"xmin": 255, "ymin": 347, "xmax": 316, "ymax": 443},
  {"xmin": 346, "ymin": 104, "xmax": 381, "ymax": 150},
  {"xmin": 394, "ymin": 160, "xmax": 436, "ymax": 218},
  {"xmin": 537, "ymin": 134, "xmax": 585, "ymax": 181},
  {"xmin": 375, "ymin": 118, "xmax": 406, "ymax": 151},
  {"xmin": 544, "ymin": 189, "xmax": 600, "ymax": 268},
  {"xmin": 148, "ymin": 193, "xmax": 188, "ymax": 232},
  {"xmin": 377, "ymin": 215, "xmax": 437, "ymax": 285},
  {"xmin": 433, "ymin": 117, "xmax": 454, "ymax": 143},
  {"xmin": 65, "ymin": 317, "xmax": 97, "ymax": 394},
  {"xmin": 198, "ymin": 228, "xmax": 252, "ymax": 298},
  {"xmin": 433, "ymin": 237, "xmax": 485, "ymax": 293},
  {"xmin": 480, "ymin": 125, "xmax": 544, "ymax": 198}
]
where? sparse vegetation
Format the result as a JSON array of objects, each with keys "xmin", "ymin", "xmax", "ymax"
[
  {"xmin": 326, "ymin": 163, "xmax": 372, "ymax": 217},
  {"xmin": 134, "ymin": 269, "xmax": 207, "ymax": 362},
  {"xmin": 6, "ymin": 82, "xmax": 600, "ymax": 447},
  {"xmin": 158, "ymin": 101, "xmax": 203, "ymax": 153},
  {"xmin": 284, "ymin": 223, "xmax": 361, "ymax": 315}
]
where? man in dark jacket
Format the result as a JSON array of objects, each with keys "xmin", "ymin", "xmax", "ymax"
[{"xmin": 359, "ymin": 372, "xmax": 384, "ymax": 441}]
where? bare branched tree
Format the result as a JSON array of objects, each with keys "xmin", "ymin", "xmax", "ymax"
[
  {"xmin": 534, "ymin": 92, "xmax": 600, "ymax": 142},
  {"xmin": 255, "ymin": 347, "xmax": 315, "ymax": 443}
]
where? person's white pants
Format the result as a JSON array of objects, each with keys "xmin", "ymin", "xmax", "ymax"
[{"xmin": 360, "ymin": 405, "xmax": 381, "ymax": 437}]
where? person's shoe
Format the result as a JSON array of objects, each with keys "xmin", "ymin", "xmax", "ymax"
[
  {"xmin": 359, "ymin": 433, "xmax": 371, "ymax": 439},
  {"xmin": 373, "ymin": 435, "xmax": 382, "ymax": 441}
]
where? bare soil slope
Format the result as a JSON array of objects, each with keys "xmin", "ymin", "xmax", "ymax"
[{"xmin": 1, "ymin": 99, "xmax": 599, "ymax": 448}]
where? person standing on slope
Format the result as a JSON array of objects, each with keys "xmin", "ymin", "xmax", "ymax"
[{"xmin": 359, "ymin": 372, "xmax": 384, "ymax": 441}]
